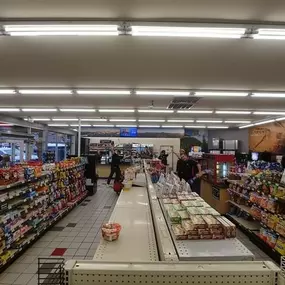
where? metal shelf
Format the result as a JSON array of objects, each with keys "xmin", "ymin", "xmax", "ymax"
[{"xmin": 93, "ymin": 185, "xmax": 158, "ymax": 262}]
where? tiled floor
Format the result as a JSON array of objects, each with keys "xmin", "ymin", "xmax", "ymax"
[{"xmin": 0, "ymin": 181, "xmax": 276, "ymax": 285}]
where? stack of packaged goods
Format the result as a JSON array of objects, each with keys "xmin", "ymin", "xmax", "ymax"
[
  {"xmin": 159, "ymin": 173, "xmax": 236, "ymax": 241},
  {"xmin": 0, "ymin": 157, "xmax": 87, "ymax": 268},
  {"xmin": 227, "ymin": 161, "xmax": 285, "ymax": 257}
]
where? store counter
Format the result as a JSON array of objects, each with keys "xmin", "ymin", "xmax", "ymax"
[
  {"xmin": 200, "ymin": 178, "xmax": 230, "ymax": 215},
  {"xmin": 96, "ymin": 163, "xmax": 131, "ymax": 178}
]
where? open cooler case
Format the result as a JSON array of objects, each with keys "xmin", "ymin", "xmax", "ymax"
[{"xmin": 202, "ymin": 154, "xmax": 235, "ymax": 186}]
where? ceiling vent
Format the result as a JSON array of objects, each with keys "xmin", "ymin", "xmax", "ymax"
[{"xmin": 167, "ymin": 97, "xmax": 200, "ymax": 110}]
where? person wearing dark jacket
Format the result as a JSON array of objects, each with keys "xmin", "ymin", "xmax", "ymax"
[
  {"xmin": 107, "ymin": 149, "xmax": 122, "ymax": 185},
  {"xmin": 175, "ymin": 149, "xmax": 186, "ymax": 180},
  {"xmin": 158, "ymin": 150, "xmax": 168, "ymax": 166}
]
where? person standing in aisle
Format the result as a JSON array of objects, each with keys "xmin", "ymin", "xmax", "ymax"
[
  {"xmin": 158, "ymin": 150, "xmax": 169, "ymax": 166},
  {"xmin": 174, "ymin": 149, "xmax": 186, "ymax": 180},
  {"xmin": 107, "ymin": 148, "xmax": 122, "ymax": 186}
]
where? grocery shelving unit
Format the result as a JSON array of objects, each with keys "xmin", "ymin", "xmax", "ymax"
[
  {"xmin": 0, "ymin": 162, "xmax": 87, "ymax": 270},
  {"xmin": 64, "ymin": 163, "xmax": 283, "ymax": 285}
]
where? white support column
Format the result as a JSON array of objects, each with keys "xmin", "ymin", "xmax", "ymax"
[{"xmin": 78, "ymin": 119, "xmax": 81, "ymax": 157}]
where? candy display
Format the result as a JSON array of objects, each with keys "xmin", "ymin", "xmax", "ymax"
[{"xmin": 102, "ymin": 223, "xmax": 122, "ymax": 241}]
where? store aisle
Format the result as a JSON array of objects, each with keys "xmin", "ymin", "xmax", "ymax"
[
  {"xmin": 0, "ymin": 181, "xmax": 118, "ymax": 285},
  {"xmin": 0, "ymin": 181, "xmax": 277, "ymax": 285}
]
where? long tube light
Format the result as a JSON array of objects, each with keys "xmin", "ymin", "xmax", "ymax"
[
  {"xmin": 131, "ymin": 26, "xmax": 246, "ymax": 38},
  {"xmin": 32, "ymin": 118, "xmax": 51, "ymax": 121},
  {"xmin": 116, "ymin": 125, "xmax": 137, "ymax": 127},
  {"xmin": 195, "ymin": 91, "xmax": 248, "ymax": 97},
  {"xmin": 60, "ymin": 108, "xmax": 96, "ymax": 112},
  {"xmin": 138, "ymin": 125, "xmax": 161, "ymax": 128},
  {"xmin": 224, "ymin": 120, "xmax": 251, "ymax": 124},
  {"xmin": 254, "ymin": 29, "xmax": 285, "ymax": 40},
  {"xmin": 215, "ymin": 111, "xmax": 251, "ymax": 114},
  {"xmin": 196, "ymin": 120, "xmax": 223, "ymax": 123},
  {"xmin": 99, "ymin": 109, "xmax": 135, "ymax": 113},
  {"xmin": 19, "ymin": 89, "xmax": 72, "ymax": 94},
  {"xmin": 22, "ymin": 108, "xmax": 57, "ymax": 112},
  {"xmin": 139, "ymin": 119, "xmax": 165, "ymax": 122},
  {"xmin": 81, "ymin": 118, "xmax": 107, "ymax": 121},
  {"xmin": 251, "ymin": 93, "xmax": 285, "ymax": 98},
  {"xmin": 167, "ymin": 119, "xmax": 194, "ymax": 123},
  {"xmin": 70, "ymin": 124, "xmax": 91, "ymax": 127},
  {"xmin": 0, "ymin": 108, "xmax": 20, "ymax": 112},
  {"xmin": 254, "ymin": 119, "xmax": 276, "ymax": 126},
  {"xmin": 161, "ymin": 125, "xmax": 183, "ymax": 128},
  {"xmin": 0, "ymin": 89, "xmax": 16, "ymax": 94},
  {"xmin": 93, "ymin": 124, "xmax": 114, "ymax": 127},
  {"xmin": 138, "ymin": 110, "xmax": 174, "ymax": 113},
  {"xmin": 207, "ymin": 126, "xmax": 229, "ymax": 129},
  {"xmin": 4, "ymin": 25, "xmax": 119, "ymax": 36},
  {"xmin": 52, "ymin": 118, "xmax": 78, "ymax": 121},
  {"xmin": 239, "ymin": 124, "xmax": 255, "ymax": 129},
  {"xmin": 48, "ymin": 124, "xmax": 69, "ymax": 127},
  {"xmin": 136, "ymin": 90, "xmax": 189, "ymax": 96},
  {"xmin": 77, "ymin": 90, "xmax": 131, "ymax": 95},
  {"xmin": 177, "ymin": 110, "xmax": 213, "ymax": 114},
  {"xmin": 109, "ymin": 119, "xmax": 136, "ymax": 122},
  {"xmin": 185, "ymin": 125, "xmax": 206, "ymax": 128},
  {"xmin": 276, "ymin": 117, "xmax": 285, "ymax": 121},
  {"xmin": 253, "ymin": 111, "xmax": 285, "ymax": 115}
]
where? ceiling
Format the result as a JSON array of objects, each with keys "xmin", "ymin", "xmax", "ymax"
[{"xmin": 1, "ymin": 0, "xmax": 285, "ymax": 129}]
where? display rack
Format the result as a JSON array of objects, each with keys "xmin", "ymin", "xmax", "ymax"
[{"xmin": 0, "ymin": 161, "xmax": 87, "ymax": 269}]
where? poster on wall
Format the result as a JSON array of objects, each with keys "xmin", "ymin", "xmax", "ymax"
[
  {"xmin": 181, "ymin": 129, "xmax": 208, "ymax": 152},
  {"xmin": 249, "ymin": 121, "xmax": 285, "ymax": 154}
]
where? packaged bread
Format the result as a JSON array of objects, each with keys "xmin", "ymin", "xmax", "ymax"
[
  {"xmin": 200, "ymin": 202, "xmax": 211, "ymax": 208},
  {"xmin": 164, "ymin": 204, "xmax": 174, "ymax": 211},
  {"xmin": 171, "ymin": 199, "xmax": 180, "ymax": 204},
  {"xmin": 173, "ymin": 204, "xmax": 185, "ymax": 211},
  {"xmin": 202, "ymin": 215, "xmax": 221, "ymax": 229},
  {"xmin": 167, "ymin": 209, "xmax": 181, "ymax": 224},
  {"xmin": 190, "ymin": 214, "xmax": 206, "ymax": 229},
  {"xmin": 178, "ymin": 210, "xmax": 189, "ymax": 220},
  {"xmin": 181, "ymin": 219, "xmax": 196, "ymax": 234},
  {"xmin": 177, "ymin": 195, "xmax": 188, "ymax": 201},
  {"xmin": 216, "ymin": 217, "xmax": 232, "ymax": 238},
  {"xmin": 200, "ymin": 234, "xmax": 213, "ymax": 240},
  {"xmin": 163, "ymin": 198, "xmax": 172, "ymax": 204},
  {"xmin": 172, "ymin": 224, "xmax": 188, "ymax": 240},
  {"xmin": 188, "ymin": 234, "xmax": 200, "ymax": 240},
  {"xmin": 221, "ymin": 217, "xmax": 236, "ymax": 237},
  {"xmin": 207, "ymin": 208, "xmax": 221, "ymax": 216},
  {"xmin": 212, "ymin": 234, "xmax": 225, "ymax": 240},
  {"xmin": 198, "ymin": 229, "xmax": 211, "ymax": 235},
  {"xmin": 181, "ymin": 201, "xmax": 195, "ymax": 207},
  {"xmin": 186, "ymin": 207, "xmax": 201, "ymax": 215}
]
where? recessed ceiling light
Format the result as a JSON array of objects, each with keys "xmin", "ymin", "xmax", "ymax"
[
  {"xmin": 109, "ymin": 119, "xmax": 136, "ymax": 122},
  {"xmin": 136, "ymin": 90, "xmax": 189, "ymax": 96},
  {"xmin": 251, "ymin": 93, "xmax": 285, "ymax": 98},
  {"xmin": 207, "ymin": 126, "xmax": 229, "ymax": 129},
  {"xmin": 99, "ymin": 109, "xmax": 135, "ymax": 113},
  {"xmin": 138, "ymin": 125, "xmax": 161, "ymax": 128},
  {"xmin": 19, "ymin": 89, "xmax": 72, "ymax": 94},
  {"xmin": 81, "ymin": 118, "xmax": 107, "ymax": 121},
  {"xmin": 0, "ymin": 89, "xmax": 16, "ymax": 94},
  {"xmin": 93, "ymin": 124, "xmax": 114, "ymax": 127},
  {"xmin": 22, "ymin": 108, "xmax": 57, "ymax": 112},
  {"xmin": 254, "ymin": 119, "xmax": 276, "ymax": 126},
  {"xmin": 138, "ymin": 119, "xmax": 165, "ymax": 122},
  {"xmin": 138, "ymin": 110, "xmax": 174, "ymax": 113},
  {"xmin": 177, "ymin": 110, "xmax": 213, "ymax": 114},
  {"xmin": 77, "ymin": 90, "xmax": 131, "ymax": 95},
  {"xmin": 239, "ymin": 124, "xmax": 255, "ymax": 129},
  {"xmin": 215, "ymin": 111, "xmax": 251, "ymax": 114},
  {"xmin": 52, "ymin": 118, "xmax": 78, "ymax": 121},
  {"xmin": 185, "ymin": 125, "xmax": 206, "ymax": 128},
  {"xmin": 167, "ymin": 119, "xmax": 194, "ymax": 123},
  {"xmin": 48, "ymin": 124, "xmax": 69, "ymax": 127},
  {"xmin": 195, "ymin": 91, "xmax": 248, "ymax": 97},
  {"xmin": 60, "ymin": 108, "xmax": 96, "ymax": 112},
  {"xmin": 0, "ymin": 108, "xmax": 20, "ymax": 112},
  {"xmin": 224, "ymin": 120, "xmax": 252, "ymax": 124},
  {"xmin": 116, "ymin": 125, "xmax": 137, "ymax": 127},
  {"xmin": 196, "ymin": 120, "xmax": 223, "ymax": 123},
  {"xmin": 253, "ymin": 111, "xmax": 285, "ymax": 115},
  {"xmin": 161, "ymin": 125, "xmax": 183, "ymax": 128}
]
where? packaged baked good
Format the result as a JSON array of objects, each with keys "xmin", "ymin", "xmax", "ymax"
[
  {"xmin": 212, "ymin": 234, "xmax": 225, "ymax": 240},
  {"xmin": 186, "ymin": 207, "xmax": 201, "ymax": 215},
  {"xmin": 172, "ymin": 224, "xmax": 188, "ymax": 240},
  {"xmin": 216, "ymin": 217, "xmax": 231, "ymax": 238},
  {"xmin": 188, "ymin": 234, "xmax": 200, "ymax": 240},
  {"xmin": 198, "ymin": 229, "xmax": 211, "ymax": 235},
  {"xmin": 173, "ymin": 204, "xmax": 185, "ymax": 211},
  {"xmin": 275, "ymin": 236, "xmax": 285, "ymax": 255},
  {"xmin": 182, "ymin": 200, "xmax": 197, "ymax": 207},
  {"xmin": 181, "ymin": 219, "xmax": 196, "ymax": 234},
  {"xmin": 190, "ymin": 215, "xmax": 206, "ymax": 229},
  {"xmin": 202, "ymin": 215, "xmax": 220, "ymax": 229},
  {"xmin": 200, "ymin": 234, "xmax": 212, "ymax": 240},
  {"xmin": 164, "ymin": 204, "xmax": 174, "ymax": 211},
  {"xmin": 178, "ymin": 210, "xmax": 189, "ymax": 220},
  {"xmin": 163, "ymin": 198, "xmax": 172, "ymax": 204},
  {"xmin": 171, "ymin": 199, "xmax": 180, "ymax": 204},
  {"xmin": 167, "ymin": 209, "xmax": 181, "ymax": 224}
]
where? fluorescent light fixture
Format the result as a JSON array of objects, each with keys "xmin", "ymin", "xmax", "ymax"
[
  {"xmin": 138, "ymin": 110, "xmax": 174, "ymax": 113},
  {"xmin": 253, "ymin": 29, "xmax": 285, "ymax": 40},
  {"xmin": 19, "ymin": 89, "xmax": 72, "ymax": 95},
  {"xmin": 177, "ymin": 110, "xmax": 213, "ymax": 114},
  {"xmin": 22, "ymin": 108, "xmax": 57, "ymax": 112},
  {"xmin": 239, "ymin": 124, "xmax": 254, "ymax": 129},
  {"xmin": 224, "ymin": 120, "xmax": 251, "ymax": 124},
  {"xmin": 215, "ymin": 111, "xmax": 251, "ymax": 114},
  {"xmin": 32, "ymin": 118, "xmax": 50, "ymax": 121},
  {"xmin": 131, "ymin": 26, "xmax": 245, "ymax": 38},
  {"xmin": 93, "ymin": 124, "xmax": 114, "ymax": 127},
  {"xmin": 253, "ymin": 111, "xmax": 285, "ymax": 115},
  {"xmin": 99, "ymin": 109, "xmax": 135, "ymax": 113},
  {"xmin": 0, "ymin": 123, "xmax": 13, "ymax": 126},
  {"xmin": 207, "ymin": 126, "xmax": 229, "ymax": 129},
  {"xmin": 185, "ymin": 125, "xmax": 206, "ymax": 128},
  {"xmin": 81, "ymin": 118, "xmax": 107, "ymax": 121},
  {"xmin": 138, "ymin": 125, "xmax": 161, "ymax": 128},
  {"xmin": 109, "ymin": 119, "xmax": 136, "ymax": 122},
  {"xmin": 77, "ymin": 90, "xmax": 131, "ymax": 95},
  {"xmin": 251, "ymin": 93, "xmax": 285, "ymax": 98},
  {"xmin": 70, "ymin": 124, "xmax": 91, "ymax": 127},
  {"xmin": 4, "ymin": 25, "xmax": 119, "ymax": 36},
  {"xmin": 161, "ymin": 125, "xmax": 183, "ymax": 128},
  {"xmin": 167, "ymin": 119, "xmax": 194, "ymax": 123},
  {"xmin": 138, "ymin": 119, "xmax": 165, "ymax": 122},
  {"xmin": 0, "ymin": 108, "xmax": 20, "ymax": 112},
  {"xmin": 136, "ymin": 90, "xmax": 189, "ymax": 96},
  {"xmin": 116, "ymin": 125, "xmax": 137, "ymax": 127},
  {"xmin": 254, "ymin": 119, "xmax": 275, "ymax": 126},
  {"xmin": 196, "ymin": 120, "xmax": 223, "ymax": 123},
  {"xmin": 48, "ymin": 124, "xmax": 69, "ymax": 127},
  {"xmin": 276, "ymin": 117, "xmax": 285, "ymax": 121},
  {"xmin": 0, "ymin": 89, "xmax": 16, "ymax": 94},
  {"xmin": 52, "ymin": 118, "xmax": 78, "ymax": 121},
  {"xmin": 195, "ymin": 91, "xmax": 248, "ymax": 97},
  {"xmin": 60, "ymin": 108, "xmax": 95, "ymax": 112},
  {"xmin": 72, "ymin": 129, "xmax": 78, "ymax": 132}
]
